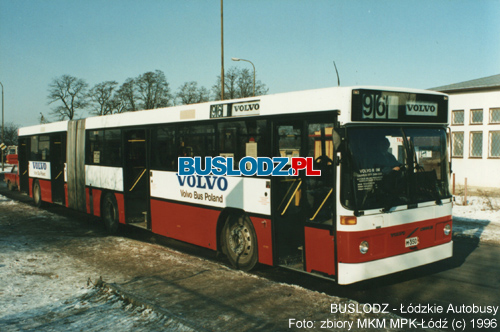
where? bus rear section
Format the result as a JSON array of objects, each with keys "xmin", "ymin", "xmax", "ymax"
[{"xmin": 17, "ymin": 123, "xmax": 67, "ymax": 207}]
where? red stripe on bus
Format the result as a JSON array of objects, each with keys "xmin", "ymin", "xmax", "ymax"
[
  {"xmin": 115, "ymin": 193, "xmax": 126, "ymax": 224},
  {"xmin": 92, "ymin": 189, "xmax": 102, "ymax": 217},
  {"xmin": 39, "ymin": 179, "xmax": 53, "ymax": 203},
  {"xmin": 150, "ymin": 199, "xmax": 218, "ymax": 249},
  {"xmin": 337, "ymin": 215, "xmax": 452, "ymax": 264},
  {"xmin": 305, "ymin": 227, "xmax": 336, "ymax": 276},
  {"xmin": 249, "ymin": 216, "xmax": 273, "ymax": 266},
  {"xmin": 64, "ymin": 184, "xmax": 69, "ymax": 207},
  {"xmin": 85, "ymin": 188, "xmax": 103, "ymax": 217},
  {"xmin": 85, "ymin": 188, "xmax": 91, "ymax": 214}
]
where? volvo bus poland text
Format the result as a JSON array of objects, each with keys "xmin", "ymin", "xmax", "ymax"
[{"xmin": 17, "ymin": 86, "xmax": 453, "ymax": 284}]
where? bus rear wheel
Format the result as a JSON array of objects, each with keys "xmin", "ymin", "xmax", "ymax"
[
  {"xmin": 102, "ymin": 193, "xmax": 119, "ymax": 233},
  {"xmin": 33, "ymin": 180, "xmax": 42, "ymax": 207},
  {"xmin": 222, "ymin": 213, "xmax": 258, "ymax": 271}
]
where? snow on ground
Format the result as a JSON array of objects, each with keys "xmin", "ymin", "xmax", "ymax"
[
  {"xmin": 0, "ymin": 195, "xmax": 196, "ymax": 331},
  {"xmin": 452, "ymin": 195, "xmax": 500, "ymax": 244},
  {"xmin": 1, "ymin": 286, "xmax": 195, "ymax": 332}
]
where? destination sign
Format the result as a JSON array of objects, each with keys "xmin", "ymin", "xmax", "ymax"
[
  {"xmin": 210, "ymin": 104, "xmax": 229, "ymax": 118},
  {"xmin": 351, "ymin": 89, "xmax": 448, "ymax": 123},
  {"xmin": 210, "ymin": 100, "xmax": 261, "ymax": 118}
]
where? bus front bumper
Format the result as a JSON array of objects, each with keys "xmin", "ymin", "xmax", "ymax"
[{"xmin": 337, "ymin": 241, "xmax": 453, "ymax": 285}]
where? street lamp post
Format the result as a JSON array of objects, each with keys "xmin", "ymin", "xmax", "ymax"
[
  {"xmin": 0, "ymin": 81, "xmax": 4, "ymax": 171},
  {"xmin": 221, "ymin": 0, "xmax": 224, "ymax": 100},
  {"xmin": 231, "ymin": 57, "xmax": 255, "ymax": 97}
]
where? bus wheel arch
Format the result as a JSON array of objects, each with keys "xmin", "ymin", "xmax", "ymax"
[
  {"xmin": 219, "ymin": 209, "xmax": 259, "ymax": 272},
  {"xmin": 216, "ymin": 208, "xmax": 238, "ymax": 255},
  {"xmin": 101, "ymin": 191, "xmax": 119, "ymax": 233}
]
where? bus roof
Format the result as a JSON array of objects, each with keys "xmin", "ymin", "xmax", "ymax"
[
  {"xmin": 18, "ymin": 86, "xmax": 447, "ymax": 136},
  {"xmin": 18, "ymin": 120, "xmax": 68, "ymax": 137}
]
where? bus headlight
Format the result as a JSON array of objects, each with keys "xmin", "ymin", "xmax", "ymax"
[
  {"xmin": 444, "ymin": 224, "xmax": 451, "ymax": 236},
  {"xmin": 359, "ymin": 241, "xmax": 369, "ymax": 254}
]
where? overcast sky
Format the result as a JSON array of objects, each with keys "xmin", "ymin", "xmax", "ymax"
[{"xmin": 1, "ymin": 0, "xmax": 499, "ymax": 127}]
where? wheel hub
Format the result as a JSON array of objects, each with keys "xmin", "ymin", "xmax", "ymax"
[{"xmin": 228, "ymin": 221, "xmax": 252, "ymax": 257}]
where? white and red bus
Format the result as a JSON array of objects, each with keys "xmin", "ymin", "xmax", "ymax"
[{"xmin": 17, "ymin": 86, "xmax": 453, "ymax": 284}]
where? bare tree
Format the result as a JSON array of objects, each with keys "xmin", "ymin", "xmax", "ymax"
[
  {"xmin": 115, "ymin": 78, "xmax": 138, "ymax": 113},
  {"xmin": 237, "ymin": 68, "xmax": 269, "ymax": 97},
  {"xmin": 47, "ymin": 75, "xmax": 88, "ymax": 120},
  {"xmin": 212, "ymin": 67, "xmax": 268, "ymax": 100},
  {"xmin": 136, "ymin": 70, "xmax": 172, "ymax": 109},
  {"xmin": 212, "ymin": 67, "xmax": 239, "ymax": 100},
  {"xmin": 88, "ymin": 81, "xmax": 118, "ymax": 115},
  {"xmin": 1, "ymin": 122, "xmax": 19, "ymax": 146},
  {"xmin": 176, "ymin": 81, "xmax": 210, "ymax": 105}
]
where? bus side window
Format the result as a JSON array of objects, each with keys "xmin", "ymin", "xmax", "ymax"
[
  {"xmin": 217, "ymin": 120, "xmax": 267, "ymax": 169},
  {"xmin": 29, "ymin": 135, "xmax": 50, "ymax": 162},
  {"xmin": 151, "ymin": 126, "xmax": 176, "ymax": 171},
  {"xmin": 30, "ymin": 136, "xmax": 39, "ymax": 160},
  {"xmin": 104, "ymin": 129, "xmax": 122, "ymax": 166},
  {"xmin": 38, "ymin": 135, "xmax": 50, "ymax": 161},
  {"xmin": 178, "ymin": 124, "xmax": 215, "ymax": 167},
  {"xmin": 177, "ymin": 140, "xmax": 192, "ymax": 157},
  {"xmin": 86, "ymin": 130, "xmax": 103, "ymax": 164}
]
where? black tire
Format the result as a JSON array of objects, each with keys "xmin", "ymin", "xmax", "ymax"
[
  {"xmin": 102, "ymin": 193, "xmax": 119, "ymax": 233},
  {"xmin": 222, "ymin": 213, "xmax": 258, "ymax": 271},
  {"xmin": 33, "ymin": 180, "xmax": 42, "ymax": 207}
]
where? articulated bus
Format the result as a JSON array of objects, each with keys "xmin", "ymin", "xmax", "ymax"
[{"xmin": 17, "ymin": 87, "xmax": 453, "ymax": 284}]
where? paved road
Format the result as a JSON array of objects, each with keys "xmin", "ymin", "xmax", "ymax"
[
  {"xmin": 1, "ymin": 183, "xmax": 499, "ymax": 331},
  {"xmin": 254, "ymin": 238, "xmax": 500, "ymax": 328}
]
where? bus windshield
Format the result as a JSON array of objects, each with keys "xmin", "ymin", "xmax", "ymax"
[{"xmin": 342, "ymin": 126, "xmax": 451, "ymax": 211}]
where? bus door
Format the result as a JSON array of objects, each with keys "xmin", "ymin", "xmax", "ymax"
[
  {"xmin": 50, "ymin": 133, "xmax": 66, "ymax": 204},
  {"xmin": 273, "ymin": 119, "xmax": 337, "ymax": 277},
  {"xmin": 123, "ymin": 129, "xmax": 150, "ymax": 229},
  {"xmin": 18, "ymin": 137, "xmax": 29, "ymax": 193}
]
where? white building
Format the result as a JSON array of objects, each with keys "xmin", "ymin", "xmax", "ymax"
[{"xmin": 431, "ymin": 74, "xmax": 500, "ymax": 190}]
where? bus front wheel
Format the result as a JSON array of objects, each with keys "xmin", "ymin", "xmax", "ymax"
[
  {"xmin": 222, "ymin": 213, "xmax": 258, "ymax": 271},
  {"xmin": 102, "ymin": 193, "xmax": 119, "ymax": 233}
]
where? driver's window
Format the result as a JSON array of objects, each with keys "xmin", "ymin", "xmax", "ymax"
[
  {"xmin": 307, "ymin": 123, "xmax": 334, "ymax": 160},
  {"xmin": 278, "ymin": 124, "xmax": 301, "ymax": 166}
]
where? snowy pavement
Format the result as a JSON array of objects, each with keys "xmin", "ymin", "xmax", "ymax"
[
  {"xmin": 0, "ymin": 197, "xmax": 196, "ymax": 332},
  {"xmin": 453, "ymin": 195, "xmax": 500, "ymax": 244}
]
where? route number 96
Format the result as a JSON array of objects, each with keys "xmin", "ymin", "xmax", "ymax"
[{"xmin": 362, "ymin": 93, "xmax": 398, "ymax": 120}]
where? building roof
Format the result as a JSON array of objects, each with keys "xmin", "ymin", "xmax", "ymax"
[{"xmin": 429, "ymin": 74, "xmax": 500, "ymax": 93}]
